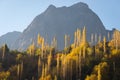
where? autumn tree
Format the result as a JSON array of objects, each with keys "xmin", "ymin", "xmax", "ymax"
[
  {"xmin": 76, "ymin": 28, "xmax": 81, "ymax": 46},
  {"xmin": 54, "ymin": 75, "xmax": 57, "ymax": 80},
  {"xmin": 51, "ymin": 36, "xmax": 57, "ymax": 50},
  {"xmin": 47, "ymin": 51, "xmax": 52, "ymax": 73},
  {"xmin": 37, "ymin": 34, "xmax": 42, "ymax": 47},
  {"xmin": 74, "ymin": 30, "xmax": 77, "ymax": 48},
  {"xmin": 38, "ymin": 56, "xmax": 42, "ymax": 78},
  {"xmin": 85, "ymin": 74, "xmax": 97, "ymax": 80},
  {"xmin": 97, "ymin": 65, "xmax": 101, "ymax": 80},
  {"xmin": 27, "ymin": 42, "xmax": 35, "ymax": 56},
  {"xmin": 81, "ymin": 27, "xmax": 87, "ymax": 46},
  {"xmin": 85, "ymin": 62, "xmax": 110, "ymax": 80},
  {"xmin": 0, "ymin": 71, "xmax": 10, "ymax": 80},
  {"xmin": 109, "ymin": 30, "xmax": 120, "ymax": 50},
  {"xmin": 17, "ymin": 62, "xmax": 23, "ymax": 80},
  {"xmin": 57, "ymin": 54, "xmax": 60, "ymax": 76},
  {"xmin": 103, "ymin": 37, "xmax": 106, "ymax": 53}
]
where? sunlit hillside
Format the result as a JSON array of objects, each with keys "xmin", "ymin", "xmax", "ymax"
[{"xmin": 0, "ymin": 28, "xmax": 120, "ymax": 80}]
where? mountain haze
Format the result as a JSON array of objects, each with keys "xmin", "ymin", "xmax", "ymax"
[
  {"xmin": 12, "ymin": 2, "xmax": 112, "ymax": 50},
  {"xmin": 0, "ymin": 31, "xmax": 21, "ymax": 48}
]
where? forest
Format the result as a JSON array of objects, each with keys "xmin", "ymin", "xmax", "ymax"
[{"xmin": 0, "ymin": 27, "xmax": 120, "ymax": 80}]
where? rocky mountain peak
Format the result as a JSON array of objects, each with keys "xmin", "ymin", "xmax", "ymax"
[
  {"xmin": 70, "ymin": 2, "xmax": 89, "ymax": 8},
  {"xmin": 11, "ymin": 2, "xmax": 112, "ymax": 51},
  {"xmin": 47, "ymin": 4, "xmax": 56, "ymax": 11}
]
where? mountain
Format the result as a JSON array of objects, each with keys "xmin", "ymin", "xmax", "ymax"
[
  {"xmin": 12, "ymin": 2, "xmax": 112, "ymax": 50},
  {"xmin": 0, "ymin": 31, "xmax": 21, "ymax": 49}
]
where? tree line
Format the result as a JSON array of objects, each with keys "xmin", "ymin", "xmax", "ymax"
[{"xmin": 0, "ymin": 27, "xmax": 120, "ymax": 80}]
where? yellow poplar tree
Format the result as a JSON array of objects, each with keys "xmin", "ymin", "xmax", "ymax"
[
  {"xmin": 76, "ymin": 28, "xmax": 81, "ymax": 46},
  {"xmin": 47, "ymin": 51, "xmax": 52, "ymax": 73},
  {"xmin": 37, "ymin": 34, "xmax": 41, "ymax": 46},
  {"xmin": 52, "ymin": 36, "xmax": 57, "ymax": 50},
  {"xmin": 27, "ymin": 42, "xmax": 35, "ymax": 56},
  {"xmin": 54, "ymin": 75, "xmax": 57, "ymax": 80},
  {"xmin": 38, "ymin": 56, "xmax": 41, "ymax": 78},
  {"xmin": 103, "ymin": 37, "xmax": 106, "ymax": 53},
  {"xmin": 74, "ymin": 31, "xmax": 77, "ymax": 47},
  {"xmin": 57, "ymin": 54, "xmax": 60, "ymax": 75},
  {"xmin": 97, "ymin": 65, "xmax": 101, "ymax": 80},
  {"xmin": 82, "ymin": 26, "xmax": 87, "ymax": 44},
  {"xmin": 41, "ymin": 38, "xmax": 44, "ymax": 58}
]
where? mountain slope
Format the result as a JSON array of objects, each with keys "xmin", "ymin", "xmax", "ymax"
[
  {"xmin": 12, "ymin": 2, "xmax": 111, "ymax": 50},
  {"xmin": 0, "ymin": 31, "xmax": 21, "ymax": 48}
]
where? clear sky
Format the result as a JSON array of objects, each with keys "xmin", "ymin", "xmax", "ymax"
[{"xmin": 0, "ymin": 0, "xmax": 120, "ymax": 36}]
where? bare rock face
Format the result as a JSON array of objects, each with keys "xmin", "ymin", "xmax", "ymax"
[{"xmin": 12, "ymin": 2, "xmax": 110, "ymax": 50}]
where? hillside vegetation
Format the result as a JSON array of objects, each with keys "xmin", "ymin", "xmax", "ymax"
[{"xmin": 0, "ymin": 27, "xmax": 120, "ymax": 80}]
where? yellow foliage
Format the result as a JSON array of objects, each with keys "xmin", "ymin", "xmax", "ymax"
[
  {"xmin": 85, "ymin": 74, "xmax": 97, "ymax": 80},
  {"xmin": 87, "ymin": 47, "xmax": 93, "ymax": 56},
  {"xmin": 27, "ymin": 42, "xmax": 35, "ymax": 55},
  {"xmin": 111, "ymin": 49, "xmax": 120, "ymax": 55},
  {"xmin": 54, "ymin": 75, "xmax": 57, "ymax": 80},
  {"xmin": 39, "ymin": 74, "xmax": 52, "ymax": 80},
  {"xmin": 0, "ymin": 71, "xmax": 10, "ymax": 80}
]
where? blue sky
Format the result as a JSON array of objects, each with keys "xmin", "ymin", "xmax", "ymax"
[{"xmin": 0, "ymin": 0, "xmax": 120, "ymax": 36}]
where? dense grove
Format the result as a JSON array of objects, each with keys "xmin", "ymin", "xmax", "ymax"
[{"xmin": 0, "ymin": 27, "xmax": 120, "ymax": 80}]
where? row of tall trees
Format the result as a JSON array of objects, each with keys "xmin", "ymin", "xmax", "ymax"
[{"xmin": 0, "ymin": 28, "xmax": 120, "ymax": 80}]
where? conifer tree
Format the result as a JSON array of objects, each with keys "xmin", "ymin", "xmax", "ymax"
[
  {"xmin": 2, "ymin": 44, "xmax": 5, "ymax": 61},
  {"xmin": 2, "ymin": 44, "xmax": 9, "ymax": 61}
]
